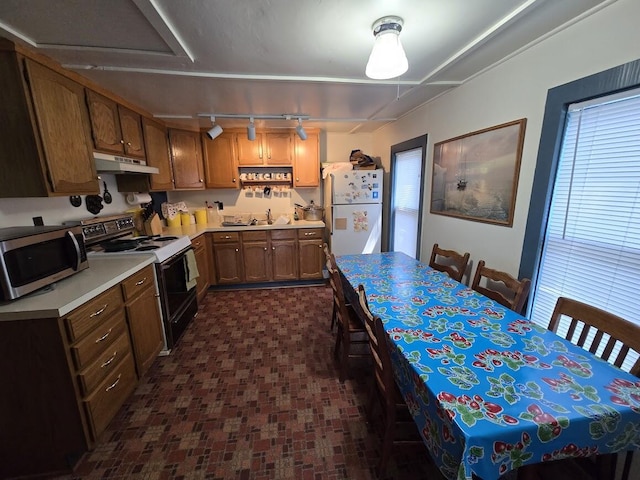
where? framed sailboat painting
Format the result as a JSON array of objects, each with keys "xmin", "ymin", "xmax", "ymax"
[{"xmin": 430, "ymin": 118, "xmax": 526, "ymax": 227}]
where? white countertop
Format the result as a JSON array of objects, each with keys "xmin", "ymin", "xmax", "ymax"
[
  {"xmin": 164, "ymin": 219, "xmax": 326, "ymax": 240},
  {"xmin": 0, "ymin": 255, "xmax": 155, "ymax": 321}
]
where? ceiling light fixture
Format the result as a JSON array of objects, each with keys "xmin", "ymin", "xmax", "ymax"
[
  {"xmin": 206, "ymin": 116, "xmax": 223, "ymax": 139},
  {"xmin": 296, "ymin": 118, "xmax": 307, "ymax": 141},
  {"xmin": 365, "ymin": 16, "xmax": 408, "ymax": 80},
  {"xmin": 247, "ymin": 117, "xmax": 256, "ymax": 141}
]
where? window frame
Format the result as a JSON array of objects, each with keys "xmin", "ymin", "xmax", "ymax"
[{"xmin": 519, "ymin": 58, "xmax": 640, "ymax": 314}]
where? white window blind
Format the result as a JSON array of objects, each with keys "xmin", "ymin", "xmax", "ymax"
[
  {"xmin": 392, "ymin": 148, "xmax": 422, "ymax": 257},
  {"xmin": 530, "ymin": 89, "xmax": 640, "ymax": 371}
]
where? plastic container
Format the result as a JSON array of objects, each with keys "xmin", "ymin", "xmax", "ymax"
[
  {"xmin": 167, "ymin": 216, "xmax": 181, "ymax": 228},
  {"xmin": 180, "ymin": 212, "xmax": 193, "ymax": 226},
  {"xmin": 194, "ymin": 209, "xmax": 207, "ymax": 225}
]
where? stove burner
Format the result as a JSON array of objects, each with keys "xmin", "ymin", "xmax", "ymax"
[
  {"xmin": 156, "ymin": 236, "xmax": 178, "ymax": 241},
  {"xmin": 100, "ymin": 239, "xmax": 142, "ymax": 252},
  {"xmin": 136, "ymin": 245, "xmax": 160, "ymax": 251}
]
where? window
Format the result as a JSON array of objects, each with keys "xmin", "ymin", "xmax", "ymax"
[
  {"xmin": 391, "ymin": 148, "xmax": 423, "ymax": 257},
  {"xmin": 530, "ymin": 89, "xmax": 640, "ymax": 337}
]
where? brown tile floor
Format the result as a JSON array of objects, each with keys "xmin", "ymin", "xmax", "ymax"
[{"xmin": 54, "ymin": 285, "xmax": 443, "ymax": 480}]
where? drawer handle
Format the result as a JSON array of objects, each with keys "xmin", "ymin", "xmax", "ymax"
[
  {"xmin": 101, "ymin": 351, "xmax": 118, "ymax": 368},
  {"xmin": 105, "ymin": 374, "xmax": 122, "ymax": 392},
  {"xmin": 223, "ymin": 235, "xmax": 231, "ymax": 239},
  {"xmin": 89, "ymin": 304, "xmax": 108, "ymax": 318},
  {"xmin": 135, "ymin": 277, "xmax": 147, "ymax": 286},
  {"xmin": 264, "ymin": 247, "xmax": 267, "ymax": 251},
  {"xmin": 95, "ymin": 328, "xmax": 113, "ymax": 343},
  {"xmin": 194, "ymin": 241, "xmax": 201, "ymax": 247},
  {"xmin": 272, "ymin": 246, "xmax": 275, "ymax": 250},
  {"xmin": 305, "ymin": 232, "xmax": 316, "ymax": 236},
  {"xmin": 235, "ymin": 248, "xmax": 239, "ymax": 252}
]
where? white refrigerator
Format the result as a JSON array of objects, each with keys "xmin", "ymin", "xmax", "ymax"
[{"xmin": 324, "ymin": 169, "xmax": 383, "ymax": 256}]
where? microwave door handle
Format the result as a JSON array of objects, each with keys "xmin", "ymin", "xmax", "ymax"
[{"xmin": 66, "ymin": 230, "xmax": 81, "ymax": 270}]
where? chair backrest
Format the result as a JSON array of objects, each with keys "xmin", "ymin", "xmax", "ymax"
[
  {"xmin": 326, "ymin": 251, "xmax": 350, "ymax": 328},
  {"xmin": 358, "ymin": 284, "xmax": 394, "ymax": 403},
  {"xmin": 549, "ymin": 297, "xmax": 640, "ymax": 376},
  {"xmin": 428, "ymin": 243, "xmax": 470, "ymax": 283},
  {"xmin": 471, "ymin": 260, "xmax": 531, "ymax": 313}
]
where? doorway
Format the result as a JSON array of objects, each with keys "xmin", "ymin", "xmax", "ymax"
[{"xmin": 388, "ymin": 135, "xmax": 427, "ymax": 258}]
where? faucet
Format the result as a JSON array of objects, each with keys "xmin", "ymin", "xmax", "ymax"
[{"xmin": 266, "ymin": 208, "xmax": 273, "ymax": 224}]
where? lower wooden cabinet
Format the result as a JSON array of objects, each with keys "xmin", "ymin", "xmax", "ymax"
[
  {"xmin": 298, "ymin": 228, "xmax": 325, "ymax": 279},
  {"xmin": 271, "ymin": 230, "xmax": 298, "ymax": 281},
  {"xmin": 242, "ymin": 231, "xmax": 271, "ymax": 282},
  {"xmin": 211, "ymin": 232, "xmax": 243, "ymax": 284},
  {"xmin": 192, "ymin": 234, "xmax": 212, "ymax": 301},
  {"xmin": 0, "ymin": 265, "xmax": 165, "ymax": 478}
]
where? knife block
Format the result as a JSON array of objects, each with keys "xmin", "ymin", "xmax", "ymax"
[{"xmin": 144, "ymin": 213, "xmax": 163, "ymax": 236}]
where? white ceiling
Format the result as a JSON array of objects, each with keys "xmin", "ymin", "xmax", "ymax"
[{"xmin": 0, "ymin": 0, "xmax": 613, "ymax": 133}]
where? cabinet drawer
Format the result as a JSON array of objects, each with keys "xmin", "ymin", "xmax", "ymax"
[
  {"xmin": 70, "ymin": 309, "xmax": 127, "ymax": 370},
  {"xmin": 298, "ymin": 228, "xmax": 323, "ymax": 239},
  {"xmin": 77, "ymin": 329, "xmax": 132, "ymax": 396},
  {"xmin": 271, "ymin": 229, "xmax": 297, "ymax": 240},
  {"xmin": 212, "ymin": 231, "xmax": 240, "ymax": 243},
  {"xmin": 242, "ymin": 230, "xmax": 267, "ymax": 241},
  {"xmin": 121, "ymin": 264, "xmax": 155, "ymax": 301},
  {"xmin": 191, "ymin": 234, "xmax": 206, "ymax": 250},
  {"xmin": 65, "ymin": 286, "xmax": 124, "ymax": 342},
  {"xmin": 84, "ymin": 352, "xmax": 137, "ymax": 440}
]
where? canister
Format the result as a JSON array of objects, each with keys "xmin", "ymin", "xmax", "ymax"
[
  {"xmin": 194, "ymin": 209, "xmax": 207, "ymax": 225},
  {"xmin": 180, "ymin": 212, "xmax": 192, "ymax": 226},
  {"xmin": 167, "ymin": 215, "xmax": 181, "ymax": 228}
]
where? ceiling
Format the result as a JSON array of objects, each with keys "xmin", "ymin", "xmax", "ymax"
[{"xmin": 0, "ymin": 0, "xmax": 612, "ymax": 133}]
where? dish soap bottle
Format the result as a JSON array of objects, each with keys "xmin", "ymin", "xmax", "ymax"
[{"xmin": 293, "ymin": 209, "xmax": 299, "ymax": 221}]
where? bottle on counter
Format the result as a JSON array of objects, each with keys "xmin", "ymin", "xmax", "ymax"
[{"xmin": 293, "ymin": 210, "xmax": 299, "ymax": 221}]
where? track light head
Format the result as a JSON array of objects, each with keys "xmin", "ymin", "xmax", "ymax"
[
  {"xmin": 206, "ymin": 116, "xmax": 223, "ymax": 140},
  {"xmin": 247, "ymin": 117, "xmax": 256, "ymax": 141},
  {"xmin": 296, "ymin": 118, "xmax": 307, "ymax": 141}
]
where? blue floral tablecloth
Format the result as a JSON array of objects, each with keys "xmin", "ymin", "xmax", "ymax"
[{"xmin": 335, "ymin": 252, "xmax": 640, "ymax": 480}]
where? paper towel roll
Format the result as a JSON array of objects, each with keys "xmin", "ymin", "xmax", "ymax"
[{"xmin": 126, "ymin": 193, "xmax": 152, "ymax": 205}]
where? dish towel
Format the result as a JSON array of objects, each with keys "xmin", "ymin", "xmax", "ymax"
[{"xmin": 184, "ymin": 248, "xmax": 199, "ymax": 291}]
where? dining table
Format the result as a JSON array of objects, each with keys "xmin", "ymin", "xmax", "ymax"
[{"xmin": 335, "ymin": 251, "xmax": 640, "ymax": 480}]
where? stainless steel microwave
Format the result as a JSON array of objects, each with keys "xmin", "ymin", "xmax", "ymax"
[{"xmin": 0, "ymin": 225, "xmax": 88, "ymax": 301}]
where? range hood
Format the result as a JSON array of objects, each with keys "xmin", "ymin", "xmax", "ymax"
[{"xmin": 94, "ymin": 152, "xmax": 159, "ymax": 174}]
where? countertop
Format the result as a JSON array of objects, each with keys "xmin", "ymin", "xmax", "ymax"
[
  {"xmin": 164, "ymin": 219, "xmax": 326, "ymax": 240},
  {"xmin": 0, "ymin": 255, "xmax": 155, "ymax": 321}
]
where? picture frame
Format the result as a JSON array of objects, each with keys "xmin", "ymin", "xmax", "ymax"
[{"xmin": 430, "ymin": 118, "xmax": 526, "ymax": 227}]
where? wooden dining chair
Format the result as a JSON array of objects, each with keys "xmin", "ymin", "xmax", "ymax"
[
  {"xmin": 548, "ymin": 296, "xmax": 640, "ymax": 480},
  {"xmin": 323, "ymin": 243, "xmax": 338, "ymax": 331},
  {"xmin": 428, "ymin": 243, "xmax": 470, "ymax": 283},
  {"xmin": 471, "ymin": 260, "xmax": 531, "ymax": 313},
  {"xmin": 357, "ymin": 284, "xmax": 425, "ymax": 473},
  {"xmin": 326, "ymin": 252, "xmax": 368, "ymax": 382}
]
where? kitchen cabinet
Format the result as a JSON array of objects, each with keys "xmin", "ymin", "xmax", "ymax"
[
  {"xmin": 86, "ymin": 90, "xmax": 145, "ymax": 159},
  {"xmin": 192, "ymin": 234, "xmax": 212, "ymax": 302},
  {"xmin": 242, "ymin": 231, "xmax": 271, "ymax": 282},
  {"xmin": 169, "ymin": 128, "xmax": 205, "ymax": 189},
  {"xmin": 121, "ymin": 265, "xmax": 163, "ymax": 378},
  {"xmin": 293, "ymin": 130, "xmax": 320, "ymax": 187},
  {"xmin": 237, "ymin": 131, "xmax": 292, "ymax": 166},
  {"xmin": 271, "ymin": 230, "xmax": 298, "ymax": 281},
  {"xmin": 0, "ymin": 51, "xmax": 98, "ymax": 197},
  {"xmin": 142, "ymin": 116, "xmax": 174, "ymax": 191},
  {"xmin": 298, "ymin": 228, "xmax": 325, "ymax": 279},
  {"xmin": 203, "ymin": 132, "xmax": 239, "ymax": 188},
  {"xmin": 211, "ymin": 231, "xmax": 243, "ymax": 284}
]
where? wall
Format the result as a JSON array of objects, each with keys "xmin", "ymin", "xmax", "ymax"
[{"xmin": 372, "ymin": 0, "xmax": 640, "ymax": 278}]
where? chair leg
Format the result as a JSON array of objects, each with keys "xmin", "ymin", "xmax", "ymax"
[
  {"xmin": 340, "ymin": 335, "xmax": 350, "ymax": 382},
  {"xmin": 330, "ymin": 302, "xmax": 336, "ymax": 331},
  {"xmin": 622, "ymin": 451, "xmax": 633, "ymax": 480},
  {"xmin": 378, "ymin": 408, "xmax": 396, "ymax": 474},
  {"xmin": 365, "ymin": 380, "xmax": 377, "ymax": 421}
]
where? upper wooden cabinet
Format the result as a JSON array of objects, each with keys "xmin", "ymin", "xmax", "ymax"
[
  {"xmin": 294, "ymin": 131, "xmax": 320, "ymax": 187},
  {"xmin": 203, "ymin": 132, "xmax": 239, "ymax": 188},
  {"xmin": 237, "ymin": 131, "xmax": 292, "ymax": 166},
  {"xmin": 169, "ymin": 128, "xmax": 205, "ymax": 190},
  {"xmin": 0, "ymin": 52, "xmax": 98, "ymax": 197},
  {"xmin": 86, "ymin": 90, "xmax": 145, "ymax": 159},
  {"xmin": 142, "ymin": 117, "xmax": 174, "ymax": 191}
]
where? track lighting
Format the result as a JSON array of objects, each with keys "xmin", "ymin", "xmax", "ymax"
[
  {"xmin": 365, "ymin": 16, "xmax": 408, "ymax": 80},
  {"xmin": 247, "ymin": 117, "xmax": 256, "ymax": 141},
  {"xmin": 296, "ymin": 118, "xmax": 307, "ymax": 141},
  {"xmin": 206, "ymin": 116, "xmax": 223, "ymax": 140}
]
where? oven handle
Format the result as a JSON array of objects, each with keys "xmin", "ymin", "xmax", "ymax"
[
  {"xmin": 160, "ymin": 247, "xmax": 193, "ymax": 271},
  {"xmin": 66, "ymin": 230, "xmax": 82, "ymax": 270}
]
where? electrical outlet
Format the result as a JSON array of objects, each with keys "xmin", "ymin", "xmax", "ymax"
[{"xmin": 32, "ymin": 216, "xmax": 44, "ymax": 226}]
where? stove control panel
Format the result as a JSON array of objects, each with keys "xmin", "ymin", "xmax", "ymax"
[{"xmin": 81, "ymin": 215, "xmax": 135, "ymax": 244}]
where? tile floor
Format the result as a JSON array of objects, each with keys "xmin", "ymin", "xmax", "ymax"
[{"xmin": 54, "ymin": 285, "xmax": 442, "ymax": 480}]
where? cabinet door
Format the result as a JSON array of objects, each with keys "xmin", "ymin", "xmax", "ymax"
[
  {"xmin": 124, "ymin": 283, "xmax": 163, "ymax": 378},
  {"xmin": 203, "ymin": 132, "xmax": 239, "ymax": 188},
  {"xmin": 265, "ymin": 132, "xmax": 292, "ymax": 165},
  {"xmin": 236, "ymin": 132, "xmax": 264, "ymax": 165},
  {"xmin": 243, "ymin": 241, "xmax": 270, "ymax": 282},
  {"xmin": 169, "ymin": 129, "xmax": 205, "ymax": 189},
  {"xmin": 213, "ymin": 243, "xmax": 243, "ymax": 283},
  {"xmin": 271, "ymin": 240, "xmax": 298, "ymax": 281},
  {"xmin": 142, "ymin": 117, "xmax": 174, "ymax": 191},
  {"xmin": 118, "ymin": 106, "xmax": 145, "ymax": 159},
  {"xmin": 294, "ymin": 131, "xmax": 320, "ymax": 187},
  {"xmin": 85, "ymin": 89, "xmax": 124, "ymax": 154},
  {"xmin": 25, "ymin": 60, "xmax": 98, "ymax": 194},
  {"xmin": 299, "ymin": 239, "xmax": 324, "ymax": 279}
]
